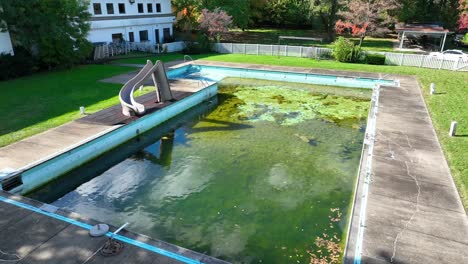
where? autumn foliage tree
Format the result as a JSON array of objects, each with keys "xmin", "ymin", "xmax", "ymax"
[
  {"xmin": 198, "ymin": 8, "xmax": 233, "ymax": 42},
  {"xmin": 459, "ymin": 0, "xmax": 468, "ymax": 30},
  {"xmin": 335, "ymin": 0, "xmax": 399, "ymax": 47}
]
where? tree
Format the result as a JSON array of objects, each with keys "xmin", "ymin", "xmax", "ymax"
[
  {"xmin": 198, "ymin": 8, "xmax": 233, "ymax": 42},
  {"xmin": 0, "ymin": 0, "xmax": 92, "ymax": 68},
  {"xmin": 397, "ymin": 0, "xmax": 460, "ymax": 30},
  {"xmin": 459, "ymin": 0, "xmax": 468, "ymax": 30},
  {"xmin": 311, "ymin": 0, "xmax": 341, "ymax": 41},
  {"xmin": 335, "ymin": 0, "xmax": 399, "ymax": 47},
  {"xmin": 172, "ymin": 0, "xmax": 202, "ymax": 32}
]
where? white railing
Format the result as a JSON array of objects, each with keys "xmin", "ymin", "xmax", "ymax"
[
  {"xmin": 93, "ymin": 41, "xmax": 188, "ymax": 60},
  {"xmin": 92, "ymin": 42, "xmax": 160, "ymax": 61},
  {"xmin": 214, "ymin": 43, "xmax": 332, "ymax": 59},
  {"xmin": 162, "ymin": 41, "xmax": 186, "ymax": 53},
  {"xmin": 213, "ymin": 43, "xmax": 468, "ymax": 72},
  {"xmin": 384, "ymin": 53, "xmax": 468, "ymax": 71}
]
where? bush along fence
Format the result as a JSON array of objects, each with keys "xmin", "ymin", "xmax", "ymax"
[
  {"xmin": 213, "ymin": 43, "xmax": 468, "ymax": 72},
  {"xmin": 93, "ymin": 41, "xmax": 187, "ymax": 60}
]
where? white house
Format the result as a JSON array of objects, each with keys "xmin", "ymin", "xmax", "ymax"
[
  {"xmin": 0, "ymin": 31, "xmax": 14, "ymax": 55},
  {"xmin": 87, "ymin": 0, "xmax": 175, "ymax": 45}
]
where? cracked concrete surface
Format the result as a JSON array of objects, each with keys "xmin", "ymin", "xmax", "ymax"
[{"xmin": 360, "ymin": 76, "xmax": 468, "ymax": 263}]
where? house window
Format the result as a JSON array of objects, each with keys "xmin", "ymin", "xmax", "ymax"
[
  {"xmin": 129, "ymin": 32, "xmax": 135, "ymax": 42},
  {"xmin": 156, "ymin": 3, "xmax": 161, "ymax": 13},
  {"xmin": 155, "ymin": 29, "xmax": 160, "ymax": 43},
  {"xmin": 93, "ymin": 3, "xmax": 102, "ymax": 15},
  {"xmin": 112, "ymin": 33, "xmax": 123, "ymax": 43},
  {"xmin": 118, "ymin": 3, "xmax": 126, "ymax": 14},
  {"xmin": 163, "ymin": 28, "xmax": 170, "ymax": 42},
  {"xmin": 138, "ymin": 3, "xmax": 144, "ymax": 13},
  {"xmin": 139, "ymin": 30, "xmax": 149, "ymax": 41},
  {"xmin": 147, "ymin": 3, "xmax": 153, "ymax": 13},
  {"xmin": 106, "ymin": 3, "xmax": 114, "ymax": 14}
]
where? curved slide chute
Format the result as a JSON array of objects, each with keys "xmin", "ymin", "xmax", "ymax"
[{"xmin": 119, "ymin": 60, "xmax": 174, "ymax": 116}]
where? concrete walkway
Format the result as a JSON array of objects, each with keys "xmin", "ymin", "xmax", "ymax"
[
  {"xmin": 357, "ymin": 76, "xmax": 468, "ymax": 263},
  {"xmin": 0, "ymin": 190, "xmax": 226, "ymax": 264},
  {"xmin": 0, "ymin": 122, "xmax": 119, "ymax": 171}
]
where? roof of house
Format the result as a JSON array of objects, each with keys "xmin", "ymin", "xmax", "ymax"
[{"xmin": 395, "ymin": 24, "xmax": 450, "ymax": 34}]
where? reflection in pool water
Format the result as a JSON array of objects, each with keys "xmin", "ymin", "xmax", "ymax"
[{"xmin": 30, "ymin": 79, "xmax": 371, "ymax": 263}]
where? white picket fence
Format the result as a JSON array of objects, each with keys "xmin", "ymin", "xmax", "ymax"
[
  {"xmin": 384, "ymin": 53, "xmax": 468, "ymax": 71},
  {"xmin": 93, "ymin": 41, "xmax": 187, "ymax": 60},
  {"xmin": 214, "ymin": 43, "xmax": 468, "ymax": 71},
  {"xmin": 214, "ymin": 43, "xmax": 332, "ymax": 59}
]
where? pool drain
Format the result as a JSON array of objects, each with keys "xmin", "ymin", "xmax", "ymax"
[
  {"xmin": 99, "ymin": 222, "xmax": 129, "ymax": 257},
  {"xmin": 100, "ymin": 239, "xmax": 124, "ymax": 256}
]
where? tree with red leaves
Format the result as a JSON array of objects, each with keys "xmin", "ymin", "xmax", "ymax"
[
  {"xmin": 198, "ymin": 8, "xmax": 233, "ymax": 43},
  {"xmin": 335, "ymin": 0, "xmax": 399, "ymax": 47},
  {"xmin": 459, "ymin": 0, "xmax": 468, "ymax": 30}
]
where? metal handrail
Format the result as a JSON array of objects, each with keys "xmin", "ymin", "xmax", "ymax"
[{"xmin": 184, "ymin": 55, "xmax": 194, "ymax": 63}]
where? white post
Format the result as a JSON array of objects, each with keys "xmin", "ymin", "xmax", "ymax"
[
  {"xmin": 420, "ymin": 55, "xmax": 425, "ymax": 68},
  {"xmin": 439, "ymin": 57, "xmax": 444, "ymax": 70},
  {"xmin": 399, "ymin": 32, "xmax": 405, "ymax": 49},
  {"xmin": 244, "ymin": 43, "xmax": 247, "ymax": 55},
  {"xmin": 300, "ymin": 46, "xmax": 303, "ymax": 57},
  {"xmin": 79, "ymin": 106, "xmax": 86, "ymax": 115},
  {"xmin": 230, "ymin": 43, "xmax": 234, "ymax": 53},
  {"xmin": 257, "ymin": 44, "xmax": 259, "ymax": 55},
  {"xmin": 449, "ymin": 121, "xmax": 457, "ymax": 137},
  {"xmin": 441, "ymin": 33, "xmax": 447, "ymax": 52},
  {"xmin": 454, "ymin": 57, "xmax": 460, "ymax": 71},
  {"xmin": 271, "ymin": 45, "xmax": 273, "ymax": 56},
  {"xmin": 430, "ymin": 83, "xmax": 435, "ymax": 94},
  {"xmin": 400, "ymin": 53, "xmax": 405, "ymax": 66},
  {"xmin": 285, "ymin": 45, "xmax": 288, "ymax": 56}
]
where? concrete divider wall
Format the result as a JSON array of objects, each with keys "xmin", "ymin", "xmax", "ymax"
[{"xmin": 17, "ymin": 84, "xmax": 218, "ymax": 194}]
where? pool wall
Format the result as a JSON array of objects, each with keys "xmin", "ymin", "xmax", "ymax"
[
  {"xmin": 343, "ymin": 84, "xmax": 383, "ymax": 263},
  {"xmin": 9, "ymin": 83, "xmax": 218, "ymax": 194},
  {"xmin": 175, "ymin": 64, "xmax": 398, "ymax": 89}
]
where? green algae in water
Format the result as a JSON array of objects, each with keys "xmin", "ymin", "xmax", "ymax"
[{"xmin": 44, "ymin": 81, "xmax": 370, "ymax": 263}]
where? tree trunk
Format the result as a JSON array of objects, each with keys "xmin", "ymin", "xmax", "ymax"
[{"xmin": 358, "ymin": 31, "xmax": 367, "ymax": 48}]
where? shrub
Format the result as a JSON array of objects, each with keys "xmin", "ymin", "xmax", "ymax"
[
  {"xmin": 365, "ymin": 53, "xmax": 386, "ymax": 65},
  {"xmin": 331, "ymin": 37, "xmax": 361, "ymax": 63},
  {"xmin": 0, "ymin": 47, "xmax": 38, "ymax": 81},
  {"xmin": 182, "ymin": 33, "xmax": 212, "ymax": 54}
]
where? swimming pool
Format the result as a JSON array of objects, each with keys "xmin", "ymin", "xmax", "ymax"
[
  {"xmin": 29, "ymin": 76, "xmax": 373, "ymax": 263},
  {"xmin": 168, "ymin": 64, "xmax": 397, "ymax": 89}
]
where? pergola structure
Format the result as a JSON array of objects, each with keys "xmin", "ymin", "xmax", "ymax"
[
  {"xmin": 395, "ymin": 24, "xmax": 450, "ymax": 51},
  {"xmin": 278, "ymin": 36, "xmax": 324, "ymax": 45}
]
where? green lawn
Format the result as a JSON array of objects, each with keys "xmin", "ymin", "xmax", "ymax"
[
  {"xmin": 0, "ymin": 65, "xmax": 135, "ymax": 147},
  {"xmin": 112, "ymin": 53, "xmax": 187, "ymax": 65},
  {"xmin": 222, "ymin": 28, "xmax": 397, "ymax": 52}
]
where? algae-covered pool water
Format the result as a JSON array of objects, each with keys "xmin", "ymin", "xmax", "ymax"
[{"xmin": 29, "ymin": 78, "xmax": 371, "ymax": 263}]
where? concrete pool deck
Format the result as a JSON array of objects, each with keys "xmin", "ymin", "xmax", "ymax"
[
  {"xmin": 0, "ymin": 190, "xmax": 227, "ymax": 264},
  {"xmin": 0, "ymin": 60, "xmax": 467, "ymax": 263}
]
